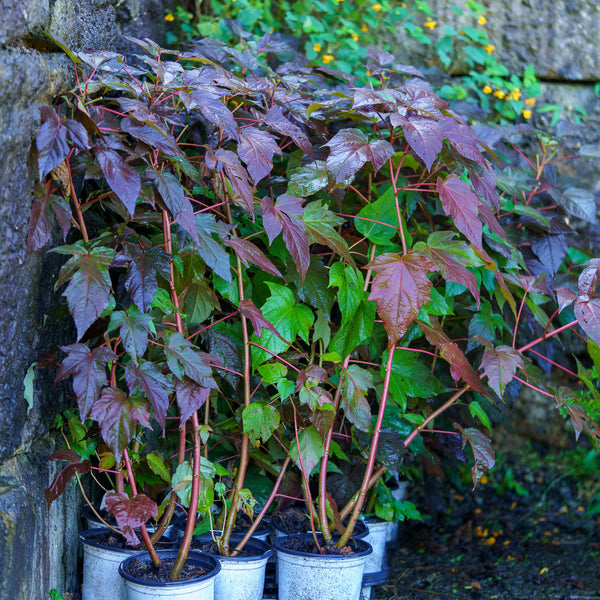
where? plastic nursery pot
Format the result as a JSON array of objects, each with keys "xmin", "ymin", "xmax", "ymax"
[
  {"xmin": 386, "ymin": 480, "xmax": 409, "ymax": 549},
  {"xmin": 273, "ymin": 533, "xmax": 372, "ymax": 600},
  {"xmin": 362, "ymin": 518, "xmax": 389, "ymax": 574},
  {"xmin": 195, "ymin": 534, "xmax": 273, "ymax": 600},
  {"xmin": 361, "ymin": 563, "xmax": 389, "ymax": 600},
  {"xmin": 119, "ymin": 549, "xmax": 220, "ymax": 600},
  {"xmin": 80, "ymin": 528, "xmax": 176, "ymax": 600},
  {"xmin": 272, "ymin": 510, "xmax": 367, "ymax": 540}
]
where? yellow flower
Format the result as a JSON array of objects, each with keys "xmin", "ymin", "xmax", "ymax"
[
  {"xmin": 313, "ymin": 43, "xmax": 322, "ymax": 53},
  {"xmin": 482, "ymin": 85, "xmax": 492, "ymax": 94},
  {"xmin": 322, "ymin": 54, "xmax": 335, "ymax": 64},
  {"xmin": 423, "ymin": 19, "xmax": 437, "ymax": 30},
  {"xmin": 483, "ymin": 44, "xmax": 495, "ymax": 54},
  {"xmin": 164, "ymin": 12, "xmax": 175, "ymax": 22},
  {"xmin": 351, "ymin": 33, "xmax": 359, "ymax": 41},
  {"xmin": 493, "ymin": 90, "xmax": 506, "ymax": 99},
  {"xmin": 361, "ymin": 24, "xmax": 368, "ymax": 32},
  {"xmin": 477, "ymin": 15, "xmax": 487, "ymax": 25},
  {"xmin": 522, "ymin": 108, "xmax": 533, "ymax": 119},
  {"xmin": 524, "ymin": 97, "xmax": 536, "ymax": 107},
  {"xmin": 371, "ymin": 4, "xmax": 382, "ymax": 12},
  {"xmin": 508, "ymin": 88, "xmax": 522, "ymax": 101},
  {"xmin": 366, "ymin": 69, "xmax": 371, "ymax": 76}
]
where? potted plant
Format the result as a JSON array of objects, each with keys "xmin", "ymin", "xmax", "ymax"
[{"xmin": 33, "ymin": 30, "xmax": 600, "ymax": 600}]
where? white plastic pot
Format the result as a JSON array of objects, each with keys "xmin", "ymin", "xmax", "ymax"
[
  {"xmin": 204, "ymin": 537, "xmax": 273, "ymax": 600},
  {"xmin": 273, "ymin": 533, "xmax": 372, "ymax": 600},
  {"xmin": 362, "ymin": 518, "xmax": 388, "ymax": 574},
  {"xmin": 119, "ymin": 549, "xmax": 220, "ymax": 599}
]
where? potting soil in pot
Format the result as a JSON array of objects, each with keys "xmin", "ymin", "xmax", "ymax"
[{"xmin": 123, "ymin": 557, "xmax": 208, "ymax": 583}]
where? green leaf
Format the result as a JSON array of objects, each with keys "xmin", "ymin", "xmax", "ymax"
[
  {"xmin": 468, "ymin": 400, "xmax": 491, "ymax": 431},
  {"xmin": 165, "ymin": 332, "xmax": 216, "ymax": 386},
  {"xmin": 251, "ymin": 283, "xmax": 314, "ymax": 366},
  {"xmin": 108, "ymin": 308, "xmax": 154, "ymax": 360},
  {"xmin": 184, "ymin": 280, "xmax": 219, "ymax": 325},
  {"xmin": 289, "ymin": 256, "xmax": 335, "ymax": 316},
  {"xmin": 330, "ymin": 300, "xmax": 376, "ymax": 358},
  {"xmin": 288, "ymin": 160, "xmax": 329, "ymax": 196},
  {"xmin": 340, "ymin": 365, "xmax": 374, "ymax": 431},
  {"xmin": 355, "ymin": 189, "xmax": 399, "ymax": 245},
  {"xmin": 329, "ymin": 263, "xmax": 364, "ymax": 322},
  {"xmin": 243, "ymin": 403, "xmax": 280, "ymax": 446},
  {"xmin": 289, "ymin": 426, "xmax": 325, "ymax": 475},
  {"xmin": 387, "ymin": 350, "xmax": 445, "ymax": 411},
  {"xmin": 302, "ymin": 200, "xmax": 352, "ymax": 263},
  {"xmin": 257, "ymin": 363, "xmax": 287, "ymax": 384},
  {"xmin": 146, "ymin": 451, "xmax": 171, "ymax": 483}
]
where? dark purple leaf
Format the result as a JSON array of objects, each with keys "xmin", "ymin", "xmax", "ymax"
[
  {"xmin": 180, "ymin": 89, "xmax": 239, "ymax": 141},
  {"xmin": 165, "ymin": 333, "xmax": 217, "ymax": 387},
  {"xmin": 212, "ymin": 148, "xmax": 255, "ymax": 215},
  {"xmin": 238, "ymin": 126, "xmax": 282, "ymax": 184},
  {"xmin": 224, "ymin": 237, "xmax": 283, "ymax": 278},
  {"xmin": 530, "ymin": 233, "xmax": 568, "ymax": 279},
  {"xmin": 90, "ymin": 387, "xmax": 151, "ymax": 461},
  {"xmin": 574, "ymin": 298, "xmax": 600, "ymax": 346},
  {"xmin": 471, "ymin": 167, "xmax": 500, "ymax": 211},
  {"xmin": 37, "ymin": 106, "xmax": 70, "ymax": 179},
  {"xmin": 481, "ymin": 345, "xmax": 524, "ymax": 398},
  {"xmin": 53, "ymin": 243, "xmax": 116, "ymax": 339},
  {"xmin": 125, "ymin": 361, "xmax": 172, "ymax": 432},
  {"xmin": 264, "ymin": 106, "xmax": 312, "ymax": 156},
  {"xmin": 556, "ymin": 387, "xmax": 600, "ymax": 445},
  {"xmin": 550, "ymin": 186, "xmax": 597, "ymax": 224},
  {"xmin": 26, "ymin": 186, "xmax": 55, "ymax": 255},
  {"xmin": 174, "ymin": 378, "xmax": 210, "ymax": 424},
  {"xmin": 456, "ymin": 425, "xmax": 495, "ymax": 488},
  {"xmin": 147, "ymin": 169, "xmax": 184, "ymax": 216},
  {"xmin": 261, "ymin": 194, "xmax": 310, "ymax": 280},
  {"xmin": 104, "ymin": 491, "xmax": 158, "ymax": 547},
  {"xmin": 121, "ymin": 119, "xmax": 181, "ymax": 155},
  {"xmin": 478, "ymin": 203, "xmax": 507, "ymax": 240},
  {"xmin": 174, "ymin": 196, "xmax": 200, "ymax": 245},
  {"xmin": 96, "ymin": 148, "xmax": 141, "ymax": 216},
  {"xmin": 439, "ymin": 115, "xmax": 486, "ymax": 166},
  {"xmin": 45, "ymin": 453, "xmax": 92, "ymax": 505},
  {"xmin": 239, "ymin": 298, "xmax": 280, "ymax": 338},
  {"xmin": 577, "ymin": 259, "xmax": 600, "ymax": 299},
  {"xmin": 403, "ymin": 117, "xmax": 444, "ymax": 171},
  {"xmin": 55, "ymin": 344, "xmax": 115, "ymax": 419},
  {"xmin": 368, "ymin": 251, "xmax": 436, "ymax": 346},
  {"xmin": 437, "ymin": 176, "xmax": 483, "ymax": 249},
  {"xmin": 365, "ymin": 48, "xmax": 396, "ymax": 65},
  {"xmin": 324, "ymin": 128, "xmax": 395, "ymax": 184}
]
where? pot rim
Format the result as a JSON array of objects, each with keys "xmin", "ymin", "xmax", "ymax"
[
  {"xmin": 80, "ymin": 527, "xmax": 175, "ymax": 553},
  {"xmin": 273, "ymin": 533, "xmax": 372, "ymax": 559},
  {"xmin": 118, "ymin": 549, "xmax": 221, "ymax": 587},
  {"xmin": 194, "ymin": 535, "xmax": 273, "ymax": 562}
]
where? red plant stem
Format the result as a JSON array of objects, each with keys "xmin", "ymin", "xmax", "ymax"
[
  {"xmin": 162, "ymin": 212, "xmax": 183, "ymax": 332},
  {"xmin": 337, "ymin": 347, "xmax": 396, "ymax": 547},
  {"xmin": 512, "ymin": 289, "xmax": 529, "ymax": 347},
  {"xmin": 403, "ymin": 386, "xmax": 470, "ymax": 448},
  {"xmin": 388, "ymin": 157, "xmax": 408, "ymax": 255},
  {"xmin": 517, "ymin": 319, "xmax": 578, "ymax": 353},
  {"xmin": 334, "ymin": 212, "xmax": 398, "ymax": 229},
  {"xmin": 318, "ymin": 355, "xmax": 350, "ymax": 542},
  {"xmin": 338, "ymin": 466, "xmax": 386, "ymax": 522},
  {"xmin": 66, "ymin": 152, "xmax": 89, "ymax": 243},
  {"xmin": 231, "ymin": 456, "xmax": 291, "ymax": 557},
  {"xmin": 396, "ymin": 346, "xmax": 439, "ymax": 359},
  {"xmin": 123, "ymin": 449, "xmax": 160, "ymax": 567},
  {"xmin": 249, "ymin": 342, "xmax": 301, "ymax": 371},
  {"xmin": 187, "ymin": 312, "xmax": 239, "ymax": 340},
  {"xmin": 525, "ymin": 348, "xmax": 579, "ymax": 378},
  {"xmin": 513, "ymin": 375, "xmax": 555, "ymax": 398}
]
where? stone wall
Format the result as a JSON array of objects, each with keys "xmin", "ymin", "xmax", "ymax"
[{"xmin": 0, "ymin": 2, "xmax": 173, "ymax": 599}]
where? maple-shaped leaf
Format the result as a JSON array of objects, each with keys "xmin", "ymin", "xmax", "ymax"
[
  {"xmin": 239, "ymin": 298, "xmax": 280, "ymax": 338},
  {"xmin": 224, "ymin": 237, "xmax": 283, "ymax": 278},
  {"xmin": 116, "ymin": 244, "xmax": 170, "ymax": 313},
  {"xmin": 577, "ymin": 259, "xmax": 600, "ymax": 299},
  {"xmin": 264, "ymin": 106, "xmax": 312, "ymax": 156},
  {"xmin": 340, "ymin": 365, "xmax": 374, "ymax": 432},
  {"xmin": 45, "ymin": 450, "xmax": 92, "ymax": 505},
  {"xmin": 299, "ymin": 381, "xmax": 334, "ymax": 411},
  {"xmin": 289, "ymin": 426, "xmax": 325, "ymax": 475},
  {"xmin": 437, "ymin": 176, "xmax": 482, "ymax": 250},
  {"xmin": 194, "ymin": 213, "xmax": 232, "ymax": 282},
  {"xmin": 530, "ymin": 232, "xmax": 568, "ymax": 278},
  {"xmin": 210, "ymin": 148, "xmax": 255, "ymax": 215},
  {"xmin": 55, "ymin": 344, "xmax": 115, "ymax": 419},
  {"xmin": 302, "ymin": 200, "xmax": 353, "ymax": 264},
  {"xmin": 90, "ymin": 387, "xmax": 151, "ymax": 461},
  {"xmin": 261, "ymin": 194, "xmax": 310, "ymax": 280},
  {"xmin": 478, "ymin": 203, "xmax": 507, "ymax": 240},
  {"xmin": 174, "ymin": 195, "xmax": 201, "ymax": 246},
  {"xmin": 324, "ymin": 128, "xmax": 395, "ymax": 184},
  {"xmin": 26, "ymin": 184, "xmax": 72, "ymax": 255},
  {"xmin": 556, "ymin": 286, "xmax": 576, "ymax": 313},
  {"xmin": 481, "ymin": 345, "xmax": 524, "ymax": 399},
  {"xmin": 456, "ymin": 425, "xmax": 495, "ymax": 489},
  {"xmin": 53, "ymin": 242, "xmax": 116, "ymax": 339},
  {"xmin": 37, "ymin": 106, "xmax": 70, "ymax": 179},
  {"xmin": 238, "ymin": 126, "xmax": 282, "ymax": 184},
  {"xmin": 125, "ymin": 361, "xmax": 172, "ymax": 431},
  {"xmin": 368, "ymin": 251, "xmax": 436, "ymax": 346},
  {"xmin": 471, "ymin": 166, "xmax": 500, "ymax": 211},
  {"xmin": 146, "ymin": 169, "xmax": 184, "ymax": 216},
  {"xmin": 288, "ymin": 160, "xmax": 332, "ymax": 197},
  {"xmin": 439, "ymin": 115, "xmax": 486, "ymax": 166},
  {"xmin": 403, "ymin": 116, "xmax": 444, "ymax": 171},
  {"xmin": 243, "ymin": 402, "xmax": 281, "ymax": 446},
  {"xmin": 165, "ymin": 332, "xmax": 217, "ymax": 387},
  {"xmin": 108, "ymin": 309, "xmax": 154, "ymax": 360},
  {"xmin": 574, "ymin": 298, "xmax": 600, "ymax": 347},
  {"xmin": 174, "ymin": 378, "xmax": 211, "ymax": 424},
  {"xmin": 104, "ymin": 491, "xmax": 158, "ymax": 547},
  {"xmin": 96, "ymin": 148, "xmax": 141, "ymax": 216}
]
